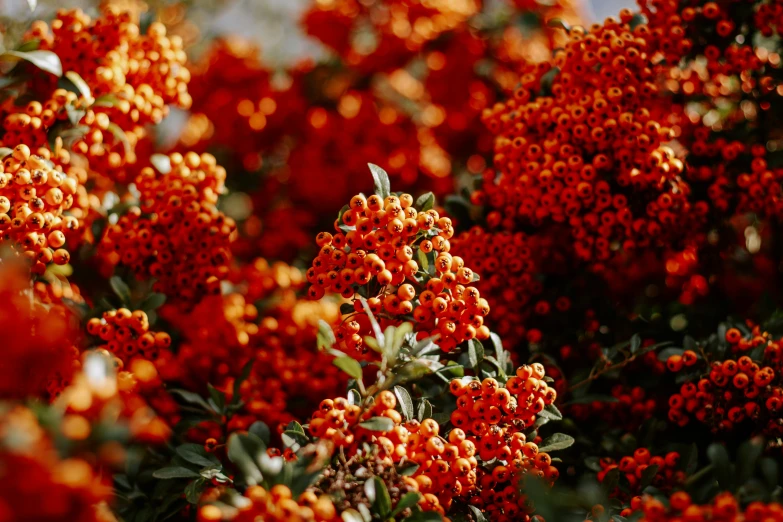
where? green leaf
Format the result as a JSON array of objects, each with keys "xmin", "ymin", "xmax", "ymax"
[
  {"xmin": 394, "ymin": 386, "xmax": 414, "ymax": 421},
  {"xmin": 368, "ymin": 163, "xmax": 391, "ymax": 200},
  {"xmin": 737, "ymin": 438, "xmax": 764, "ymax": 485},
  {"xmin": 415, "ymin": 192, "xmax": 435, "ymax": 212},
  {"xmin": 0, "ymin": 148, "xmax": 12, "ymax": 159},
  {"xmin": 63, "ymin": 71, "xmax": 93, "ymax": 103},
  {"xmin": 398, "ymin": 461, "xmax": 420, "ymax": 476},
  {"xmin": 110, "ymin": 275, "xmax": 131, "ymax": 304},
  {"xmin": 318, "ymin": 320, "xmax": 336, "ymax": 351},
  {"xmin": 467, "ymin": 339, "xmax": 484, "ymax": 369},
  {"xmin": 547, "ymin": 18, "xmax": 571, "ymax": 31},
  {"xmin": 537, "ymin": 433, "xmax": 575, "ymax": 452},
  {"xmin": 417, "ymin": 248, "xmax": 429, "ymax": 274},
  {"xmin": 1, "ymin": 50, "xmax": 62, "ymax": 76},
  {"xmin": 184, "ymin": 479, "xmax": 205, "ymax": 504},
  {"xmin": 416, "ymin": 399, "xmax": 432, "ymax": 422},
  {"xmin": 630, "ymin": 334, "xmax": 642, "ymax": 354},
  {"xmin": 392, "ymin": 492, "xmax": 421, "ymax": 517},
  {"xmin": 170, "ymin": 389, "xmax": 213, "ymax": 412},
  {"xmin": 249, "ymin": 422, "xmax": 271, "ymax": 446},
  {"xmin": 286, "ymin": 421, "xmax": 305, "ymax": 434},
  {"xmin": 152, "ymin": 467, "xmax": 200, "ymax": 479},
  {"xmin": 538, "ymin": 403, "xmax": 563, "ymax": 421},
  {"xmin": 150, "ymin": 153, "xmax": 172, "ymax": 174},
  {"xmin": 639, "ymin": 464, "xmax": 659, "ymax": 491},
  {"xmin": 365, "ymin": 476, "xmax": 392, "ymax": 517},
  {"xmin": 707, "ymin": 443, "xmax": 732, "ymax": 490},
  {"xmin": 602, "ymin": 467, "xmax": 621, "ymax": 493},
  {"xmin": 281, "ymin": 430, "xmax": 308, "ymax": 451},
  {"xmin": 358, "ymin": 417, "xmax": 394, "ymax": 432},
  {"xmin": 207, "ymin": 384, "xmax": 226, "ymax": 414},
  {"xmin": 466, "ymin": 506, "xmax": 487, "ymax": 522},
  {"xmin": 141, "ymin": 292, "xmax": 167, "ymax": 312},
  {"xmin": 176, "ymin": 444, "xmax": 219, "ymax": 468},
  {"xmin": 347, "ymin": 389, "xmax": 362, "ymax": 405},
  {"xmin": 226, "ymin": 433, "xmax": 265, "ymax": 486},
  {"xmin": 334, "ymin": 356, "xmax": 363, "ymax": 381}
]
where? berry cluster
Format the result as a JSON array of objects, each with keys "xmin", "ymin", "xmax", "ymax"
[
  {"xmin": 597, "ymin": 448, "xmax": 684, "ymax": 499},
  {"xmin": 198, "ymin": 484, "xmax": 338, "ymax": 522},
  {"xmin": 307, "ymin": 190, "xmax": 489, "ymax": 357},
  {"xmin": 86, "ymin": 308, "xmax": 171, "ymax": 365},
  {"xmin": 99, "ymin": 152, "xmax": 234, "ymax": 303},
  {"xmin": 633, "ymin": 491, "xmax": 783, "ymax": 522}
]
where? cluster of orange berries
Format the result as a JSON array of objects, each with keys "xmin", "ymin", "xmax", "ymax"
[
  {"xmin": 86, "ymin": 308, "xmax": 171, "ymax": 364},
  {"xmin": 479, "ymin": 14, "xmax": 700, "ymax": 268},
  {"xmin": 310, "ymin": 391, "xmax": 470, "ymax": 515},
  {"xmin": 307, "ymin": 191, "xmax": 489, "ymax": 357},
  {"xmin": 99, "ymin": 152, "xmax": 234, "ymax": 303},
  {"xmin": 0, "ymin": 145, "xmax": 84, "ymax": 273},
  {"xmin": 631, "ymin": 491, "xmax": 783, "ymax": 522},
  {"xmin": 666, "ymin": 328, "xmax": 783, "ymax": 435},
  {"xmin": 597, "ymin": 448, "xmax": 684, "ymax": 499},
  {"xmin": 15, "ymin": 7, "xmax": 191, "ymax": 183},
  {"xmin": 302, "ymin": 0, "xmax": 480, "ymax": 72},
  {"xmin": 198, "ymin": 484, "xmax": 337, "ymax": 522},
  {"xmin": 449, "ymin": 369, "xmax": 559, "ymax": 519}
]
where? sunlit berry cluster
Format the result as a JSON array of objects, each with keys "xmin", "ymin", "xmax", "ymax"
[
  {"xmin": 86, "ymin": 308, "xmax": 171, "ymax": 365},
  {"xmin": 99, "ymin": 152, "xmax": 233, "ymax": 303},
  {"xmin": 307, "ymin": 190, "xmax": 489, "ymax": 357},
  {"xmin": 449, "ymin": 369, "xmax": 559, "ymax": 519},
  {"xmin": 198, "ymin": 484, "xmax": 338, "ymax": 522}
]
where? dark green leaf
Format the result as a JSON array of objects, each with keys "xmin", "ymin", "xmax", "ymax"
[
  {"xmin": 207, "ymin": 384, "xmax": 226, "ymax": 414},
  {"xmin": 398, "ymin": 461, "xmax": 420, "ymax": 476},
  {"xmin": 737, "ymin": 438, "xmax": 764, "ymax": 485},
  {"xmin": 394, "ymin": 386, "xmax": 414, "ymax": 421},
  {"xmin": 640, "ymin": 464, "xmax": 659, "ymax": 491},
  {"xmin": 467, "ymin": 505, "xmax": 487, "ymax": 522},
  {"xmin": 417, "ymin": 399, "xmax": 432, "ymax": 422},
  {"xmin": 334, "ymin": 356, "xmax": 363, "ymax": 380},
  {"xmin": 226, "ymin": 432, "xmax": 265, "ymax": 486},
  {"xmin": 176, "ymin": 444, "xmax": 219, "ymax": 468},
  {"xmin": 1, "ymin": 50, "xmax": 62, "ymax": 76},
  {"xmin": 249, "ymin": 422, "xmax": 271, "ymax": 446},
  {"xmin": 141, "ymin": 292, "xmax": 166, "ymax": 312},
  {"xmin": 365, "ymin": 476, "xmax": 392, "ymax": 517},
  {"xmin": 368, "ymin": 163, "xmax": 391, "ymax": 200},
  {"xmin": 468, "ymin": 339, "xmax": 484, "ymax": 369},
  {"xmin": 707, "ymin": 443, "xmax": 732, "ymax": 490},
  {"xmin": 415, "ymin": 192, "xmax": 435, "ymax": 212},
  {"xmin": 282, "ymin": 430, "xmax": 308, "ymax": 451},
  {"xmin": 392, "ymin": 492, "xmax": 421, "ymax": 516},
  {"xmin": 538, "ymin": 403, "xmax": 563, "ymax": 421},
  {"xmin": 537, "ymin": 433, "xmax": 575, "ymax": 452},
  {"xmin": 152, "ymin": 467, "xmax": 200, "ymax": 479},
  {"xmin": 184, "ymin": 479, "xmax": 205, "ymax": 504},
  {"xmin": 170, "ymin": 389, "xmax": 213, "ymax": 412},
  {"xmin": 359, "ymin": 416, "xmax": 395, "ymax": 432},
  {"xmin": 110, "ymin": 275, "xmax": 131, "ymax": 304},
  {"xmin": 630, "ymin": 334, "xmax": 641, "ymax": 354}
]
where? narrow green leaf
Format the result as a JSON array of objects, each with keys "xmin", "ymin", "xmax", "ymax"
[
  {"xmin": 537, "ymin": 433, "xmax": 575, "ymax": 452},
  {"xmin": 358, "ymin": 416, "xmax": 394, "ymax": 432},
  {"xmin": 416, "ymin": 399, "xmax": 432, "ymax": 422},
  {"xmin": 281, "ymin": 430, "xmax": 308, "ymax": 451},
  {"xmin": 538, "ymin": 403, "xmax": 563, "ymax": 421},
  {"xmin": 207, "ymin": 384, "xmax": 226, "ymax": 414},
  {"xmin": 368, "ymin": 163, "xmax": 391, "ymax": 200},
  {"xmin": 176, "ymin": 444, "xmax": 219, "ymax": 468},
  {"xmin": 468, "ymin": 339, "xmax": 484, "ymax": 369},
  {"xmin": 170, "ymin": 389, "xmax": 213, "ymax": 412},
  {"xmin": 152, "ymin": 467, "xmax": 200, "ymax": 479},
  {"xmin": 639, "ymin": 464, "xmax": 659, "ymax": 491},
  {"xmin": 110, "ymin": 275, "xmax": 131, "ymax": 304},
  {"xmin": 367, "ymin": 476, "xmax": 391, "ymax": 517},
  {"xmin": 64, "ymin": 71, "xmax": 93, "ymax": 103},
  {"xmin": 142, "ymin": 292, "xmax": 166, "ymax": 312},
  {"xmin": 226, "ymin": 433, "xmax": 264, "ymax": 486},
  {"xmin": 318, "ymin": 320, "xmax": 336, "ymax": 351},
  {"xmin": 249, "ymin": 422, "xmax": 271, "ymax": 446},
  {"xmin": 630, "ymin": 334, "xmax": 642, "ymax": 354},
  {"xmin": 185, "ymin": 479, "xmax": 205, "ymax": 504},
  {"xmin": 394, "ymin": 386, "xmax": 414, "ymax": 421},
  {"xmin": 707, "ymin": 443, "xmax": 732, "ymax": 490},
  {"xmin": 334, "ymin": 356, "xmax": 363, "ymax": 381}
]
